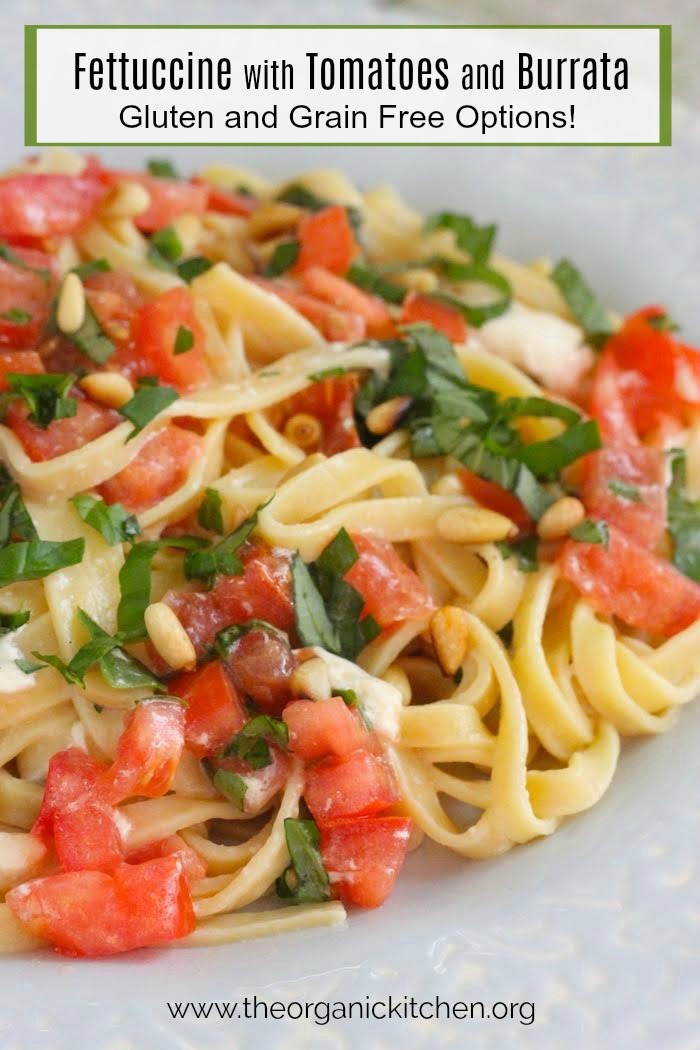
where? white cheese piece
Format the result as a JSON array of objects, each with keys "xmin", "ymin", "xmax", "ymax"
[
  {"xmin": 477, "ymin": 302, "xmax": 594, "ymax": 394},
  {"xmin": 309, "ymin": 649, "xmax": 402, "ymax": 743},
  {"xmin": 0, "ymin": 630, "xmax": 36, "ymax": 694}
]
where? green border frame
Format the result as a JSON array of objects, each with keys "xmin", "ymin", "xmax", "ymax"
[{"xmin": 24, "ymin": 24, "xmax": 672, "ymax": 147}]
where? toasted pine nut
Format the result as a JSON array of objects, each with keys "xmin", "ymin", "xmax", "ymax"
[
  {"xmin": 248, "ymin": 201, "xmax": 302, "ymax": 241},
  {"xmin": 79, "ymin": 372, "xmax": 134, "ymax": 409},
  {"xmin": 283, "ymin": 413, "xmax": 322, "ymax": 451},
  {"xmin": 365, "ymin": 396, "xmax": 412, "ymax": 436},
  {"xmin": 56, "ymin": 273, "xmax": 85, "ymax": 335},
  {"xmin": 437, "ymin": 505, "xmax": 516, "ymax": 545},
  {"xmin": 290, "ymin": 657, "xmax": 332, "ymax": 702},
  {"xmin": 144, "ymin": 602, "xmax": 196, "ymax": 671},
  {"xmin": 99, "ymin": 180, "xmax": 151, "ymax": 219},
  {"xmin": 392, "ymin": 268, "xmax": 439, "ymax": 294},
  {"xmin": 430, "ymin": 606, "xmax": 471, "ymax": 676},
  {"xmin": 537, "ymin": 496, "xmax": 586, "ymax": 541}
]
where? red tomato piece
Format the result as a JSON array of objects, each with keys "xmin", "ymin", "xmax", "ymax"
[
  {"xmin": 226, "ymin": 629, "xmax": 297, "ymax": 714},
  {"xmin": 283, "ymin": 696, "xmax": 370, "ymax": 761},
  {"xmin": 0, "ymin": 350, "xmax": 44, "ymax": 389},
  {"xmin": 588, "ymin": 348, "xmax": 640, "ymax": 445},
  {"xmin": 169, "ymin": 660, "xmax": 247, "ymax": 758},
  {"xmin": 559, "ymin": 526, "xmax": 700, "ymax": 637},
  {"xmin": 344, "ymin": 532, "xmax": 435, "ymax": 629},
  {"xmin": 400, "ymin": 292, "xmax": 468, "ymax": 344},
  {"xmin": 166, "ymin": 543, "xmax": 295, "ymax": 656},
  {"xmin": 106, "ymin": 700, "xmax": 185, "ymax": 803},
  {"xmin": 84, "ymin": 269, "xmax": 142, "ymax": 349},
  {"xmin": 127, "ymin": 286, "xmax": 209, "ymax": 393},
  {"xmin": 300, "ymin": 267, "xmax": 396, "ymax": 339},
  {"xmin": 0, "ymin": 171, "xmax": 106, "ymax": 238},
  {"xmin": 5, "ymin": 394, "xmax": 118, "ymax": 462},
  {"xmin": 273, "ymin": 374, "xmax": 361, "ymax": 456},
  {"xmin": 0, "ymin": 252, "xmax": 54, "ymax": 348},
  {"xmin": 127, "ymin": 834, "xmax": 206, "ymax": 883},
  {"xmin": 304, "ymin": 748, "xmax": 399, "ymax": 826},
  {"xmin": 608, "ymin": 307, "xmax": 700, "ymax": 410},
  {"xmin": 214, "ymin": 747, "xmax": 290, "ymax": 815},
  {"xmin": 320, "ymin": 816, "xmax": 412, "ymax": 908},
  {"xmin": 193, "ymin": 179, "xmax": 257, "ymax": 216},
  {"xmin": 294, "ymin": 205, "xmax": 359, "ymax": 275},
  {"xmin": 53, "ymin": 800, "xmax": 124, "ymax": 874},
  {"xmin": 32, "ymin": 748, "xmax": 105, "ymax": 841},
  {"xmin": 98, "ymin": 425, "xmax": 204, "ymax": 512},
  {"xmin": 458, "ymin": 467, "xmax": 533, "ymax": 533},
  {"xmin": 581, "ymin": 446, "xmax": 666, "ymax": 550},
  {"xmin": 7, "ymin": 855, "xmax": 194, "ymax": 956},
  {"xmin": 105, "ymin": 172, "xmax": 207, "ymax": 233},
  {"xmin": 254, "ymin": 278, "xmax": 366, "ymax": 343}
]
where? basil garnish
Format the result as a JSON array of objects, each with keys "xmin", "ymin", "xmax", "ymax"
[
  {"xmin": 174, "ymin": 325, "xmax": 194, "ymax": 355},
  {"xmin": 71, "ymin": 493, "xmax": 141, "ymax": 546},
  {"xmin": 4, "ymin": 373, "xmax": 77, "ymax": 429},
  {"xmin": 346, "ymin": 262, "xmax": 405, "ymax": 306},
  {"xmin": 147, "ymin": 159, "xmax": 179, "ymax": 180},
  {"xmin": 264, "ymin": 240, "xmax": 300, "ymax": 277},
  {"xmin": 551, "ymin": 259, "xmax": 614, "ymax": 348},
  {"xmin": 569, "ymin": 518, "xmax": 610, "ymax": 548},
  {"xmin": 119, "ymin": 379, "xmax": 179, "ymax": 438},
  {"xmin": 222, "ymin": 714, "xmax": 289, "ymax": 769},
  {"xmin": 147, "ymin": 226, "xmax": 213, "ymax": 284},
  {"xmin": 212, "ymin": 768, "xmax": 248, "ymax": 809},
  {"xmin": 0, "ymin": 610, "xmax": 30, "ymax": 634},
  {"xmin": 117, "ymin": 536, "xmax": 207, "ymax": 642},
  {"xmin": 0, "ymin": 537, "xmax": 84, "ymax": 587},
  {"xmin": 197, "ymin": 487, "xmax": 224, "ymax": 534},
  {"xmin": 608, "ymin": 479, "xmax": 642, "ymax": 503},
  {"xmin": 667, "ymin": 449, "xmax": 700, "ymax": 582},
  {"xmin": 183, "ymin": 506, "xmax": 261, "ymax": 589},
  {"xmin": 276, "ymin": 818, "xmax": 331, "ymax": 905}
]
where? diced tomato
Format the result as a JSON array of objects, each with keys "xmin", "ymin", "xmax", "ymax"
[
  {"xmin": 272, "ymin": 374, "xmax": 361, "ymax": 456},
  {"xmin": 169, "ymin": 660, "xmax": 247, "ymax": 758},
  {"xmin": 127, "ymin": 834, "xmax": 206, "ymax": 883},
  {"xmin": 300, "ymin": 267, "xmax": 396, "ymax": 339},
  {"xmin": 99, "ymin": 425, "xmax": 204, "ymax": 512},
  {"xmin": 106, "ymin": 700, "xmax": 185, "ymax": 803},
  {"xmin": 105, "ymin": 172, "xmax": 207, "ymax": 233},
  {"xmin": 588, "ymin": 348, "xmax": 640, "ymax": 445},
  {"xmin": 84, "ymin": 269, "xmax": 141, "ymax": 349},
  {"xmin": 294, "ymin": 205, "xmax": 359, "ymax": 275},
  {"xmin": 458, "ymin": 467, "xmax": 533, "ymax": 533},
  {"xmin": 400, "ymin": 292, "xmax": 468, "ymax": 344},
  {"xmin": 559, "ymin": 526, "xmax": 700, "ymax": 637},
  {"xmin": 5, "ymin": 393, "xmax": 118, "ymax": 462},
  {"xmin": 226, "ymin": 629, "xmax": 297, "ymax": 714},
  {"xmin": 344, "ymin": 532, "xmax": 435, "ymax": 629},
  {"xmin": 320, "ymin": 816, "xmax": 412, "ymax": 908},
  {"xmin": 214, "ymin": 747, "xmax": 290, "ymax": 815},
  {"xmin": 125, "ymin": 286, "xmax": 209, "ymax": 393},
  {"xmin": 0, "ymin": 253, "xmax": 54, "ymax": 348},
  {"xmin": 0, "ymin": 350, "xmax": 44, "ymax": 389},
  {"xmin": 7, "ymin": 855, "xmax": 194, "ymax": 956},
  {"xmin": 53, "ymin": 800, "xmax": 124, "ymax": 874},
  {"xmin": 283, "ymin": 696, "xmax": 369, "ymax": 761},
  {"xmin": 254, "ymin": 278, "xmax": 366, "ymax": 343},
  {"xmin": 607, "ymin": 307, "xmax": 700, "ymax": 411},
  {"xmin": 166, "ymin": 543, "xmax": 295, "ymax": 656},
  {"xmin": 0, "ymin": 170, "xmax": 106, "ymax": 238},
  {"xmin": 192, "ymin": 179, "xmax": 257, "ymax": 216},
  {"xmin": 580, "ymin": 446, "xmax": 666, "ymax": 549},
  {"xmin": 304, "ymin": 748, "xmax": 399, "ymax": 826},
  {"xmin": 32, "ymin": 748, "xmax": 105, "ymax": 841}
]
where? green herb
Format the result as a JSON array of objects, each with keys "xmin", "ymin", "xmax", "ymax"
[
  {"xmin": 667, "ymin": 449, "xmax": 700, "ymax": 583},
  {"xmin": 184, "ymin": 506, "xmax": 261, "ymax": 589},
  {"xmin": 15, "ymin": 658, "xmax": 44, "ymax": 674},
  {"xmin": 336, "ymin": 687, "xmax": 358, "ymax": 707},
  {"xmin": 119, "ymin": 379, "xmax": 179, "ymax": 439},
  {"xmin": 147, "ymin": 226, "xmax": 213, "ymax": 283},
  {"xmin": 0, "ymin": 308, "xmax": 31, "ymax": 324},
  {"xmin": 71, "ymin": 493, "xmax": 140, "ymax": 546},
  {"xmin": 276, "ymin": 818, "xmax": 330, "ymax": 905},
  {"xmin": 71, "ymin": 259, "xmax": 111, "ymax": 280},
  {"xmin": 56, "ymin": 294, "xmax": 115, "ymax": 365},
  {"xmin": 276, "ymin": 184, "xmax": 362, "ymax": 237},
  {"xmin": 0, "ymin": 537, "xmax": 84, "ymax": 587},
  {"xmin": 648, "ymin": 312, "xmax": 680, "ymax": 333},
  {"xmin": 346, "ymin": 262, "xmax": 405, "ymax": 305},
  {"xmin": 308, "ymin": 367, "xmax": 348, "ymax": 382},
  {"xmin": 0, "ymin": 472, "xmax": 37, "ymax": 545},
  {"xmin": 569, "ymin": 518, "xmax": 610, "ymax": 548},
  {"xmin": 496, "ymin": 535, "xmax": 539, "ymax": 573},
  {"xmin": 551, "ymin": 259, "xmax": 614, "ymax": 347},
  {"xmin": 176, "ymin": 256, "xmax": 213, "ymax": 283},
  {"xmin": 0, "ymin": 242, "xmax": 50, "ymax": 283},
  {"xmin": 0, "ymin": 610, "xmax": 29, "ymax": 633},
  {"xmin": 116, "ymin": 536, "xmax": 207, "ymax": 642},
  {"xmin": 174, "ymin": 325, "xmax": 194, "ymax": 355},
  {"xmin": 212, "ymin": 768, "xmax": 248, "ymax": 809},
  {"xmin": 222, "ymin": 715, "xmax": 289, "ymax": 769},
  {"xmin": 4, "ymin": 373, "xmax": 77, "ymax": 429},
  {"xmin": 197, "ymin": 488, "xmax": 224, "ymax": 533},
  {"xmin": 608, "ymin": 479, "xmax": 642, "ymax": 503},
  {"xmin": 263, "ymin": 240, "xmax": 299, "ymax": 277},
  {"xmin": 425, "ymin": 211, "xmax": 497, "ymax": 266},
  {"xmin": 147, "ymin": 158, "xmax": 179, "ymax": 180}
]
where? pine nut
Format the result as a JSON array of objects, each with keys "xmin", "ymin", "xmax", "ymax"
[
  {"xmin": 248, "ymin": 201, "xmax": 302, "ymax": 241},
  {"xmin": 437, "ymin": 505, "xmax": 516, "ymax": 544},
  {"xmin": 537, "ymin": 496, "xmax": 586, "ymax": 541},
  {"xmin": 365, "ymin": 396, "xmax": 412, "ymax": 436},
  {"xmin": 79, "ymin": 372, "xmax": 134, "ymax": 409},
  {"xmin": 144, "ymin": 602, "xmax": 196, "ymax": 671},
  {"xmin": 430, "ymin": 606, "xmax": 471, "ymax": 676},
  {"xmin": 283, "ymin": 413, "xmax": 322, "ymax": 451},
  {"xmin": 99, "ymin": 180, "xmax": 151, "ymax": 219},
  {"xmin": 290, "ymin": 657, "xmax": 332, "ymax": 701},
  {"xmin": 56, "ymin": 273, "xmax": 86, "ymax": 335}
]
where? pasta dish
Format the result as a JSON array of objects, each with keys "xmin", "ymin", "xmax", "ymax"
[{"xmin": 0, "ymin": 150, "xmax": 697, "ymax": 956}]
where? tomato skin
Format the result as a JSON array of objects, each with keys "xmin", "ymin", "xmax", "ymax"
[
  {"xmin": 559, "ymin": 526, "xmax": 700, "ymax": 637},
  {"xmin": 273, "ymin": 374, "xmax": 361, "ymax": 456},
  {"xmin": 608, "ymin": 307, "xmax": 700, "ymax": 410},
  {"xmin": 127, "ymin": 834, "xmax": 206, "ymax": 883},
  {"xmin": 294, "ymin": 205, "xmax": 359, "ymax": 275},
  {"xmin": 129, "ymin": 286, "xmax": 209, "ymax": 393},
  {"xmin": 580, "ymin": 446, "xmax": 666, "ymax": 550},
  {"xmin": 169, "ymin": 660, "xmax": 247, "ymax": 758},
  {"xmin": 53, "ymin": 800, "xmax": 124, "ymax": 874},
  {"xmin": 226, "ymin": 629, "xmax": 297, "ymax": 714},
  {"xmin": 345, "ymin": 532, "xmax": 435, "ymax": 629},
  {"xmin": 0, "ymin": 253, "xmax": 54, "ymax": 348},
  {"xmin": 283, "ymin": 696, "xmax": 370, "ymax": 761},
  {"xmin": 458, "ymin": 467, "xmax": 533, "ymax": 533},
  {"xmin": 0, "ymin": 171, "xmax": 106, "ymax": 238},
  {"xmin": 105, "ymin": 172, "xmax": 207, "ymax": 232},
  {"xmin": 192, "ymin": 179, "xmax": 257, "ymax": 216},
  {"xmin": 6, "ymin": 395, "xmax": 118, "ymax": 462},
  {"xmin": 106, "ymin": 700, "xmax": 185, "ymax": 803},
  {"xmin": 304, "ymin": 748, "xmax": 399, "ymax": 826},
  {"xmin": 320, "ymin": 816, "xmax": 412, "ymax": 909},
  {"xmin": 0, "ymin": 350, "xmax": 44, "ymax": 389},
  {"xmin": 98, "ymin": 425, "xmax": 204, "ymax": 512},
  {"xmin": 32, "ymin": 748, "xmax": 105, "ymax": 841},
  {"xmin": 254, "ymin": 278, "xmax": 366, "ymax": 343},
  {"xmin": 7, "ymin": 855, "xmax": 195, "ymax": 956},
  {"xmin": 300, "ymin": 267, "xmax": 396, "ymax": 339},
  {"xmin": 400, "ymin": 292, "xmax": 468, "ymax": 344}
]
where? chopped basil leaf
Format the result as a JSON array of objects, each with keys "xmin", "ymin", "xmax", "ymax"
[
  {"xmin": 0, "ymin": 242, "xmax": 50, "ymax": 283},
  {"xmin": 197, "ymin": 487, "xmax": 224, "ymax": 533},
  {"xmin": 425, "ymin": 265, "xmax": 512, "ymax": 327},
  {"xmin": 98, "ymin": 645, "xmax": 165, "ymax": 691},
  {"xmin": 276, "ymin": 818, "xmax": 330, "ymax": 905},
  {"xmin": 0, "ymin": 610, "xmax": 29, "ymax": 633},
  {"xmin": 0, "ymin": 474, "xmax": 38, "ymax": 545},
  {"xmin": 517, "ymin": 420, "xmax": 602, "ymax": 478},
  {"xmin": 222, "ymin": 714, "xmax": 289, "ymax": 769},
  {"xmin": 0, "ymin": 537, "xmax": 84, "ymax": 587},
  {"xmin": 0, "ymin": 308, "xmax": 31, "ymax": 324},
  {"xmin": 425, "ymin": 211, "xmax": 497, "ymax": 266},
  {"xmin": 569, "ymin": 518, "xmax": 610, "ymax": 548},
  {"xmin": 71, "ymin": 493, "xmax": 140, "ymax": 546},
  {"xmin": 336, "ymin": 687, "xmax": 358, "ymax": 707},
  {"xmin": 667, "ymin": 448, "xmax": 700, "ymax": 583},
  {"xmin": 551, "ymin": 259, "xmax": 614, "ymax": 347},
  {"xmin": 648, "ymin": 312, "xmax": 680, "ymax": 333},
  {"xmin": 496, "ymin": 535, "xmax": 539, "ymax": 573},
  {"xmin": 174, "ymin": 325, "xmax": 194, "ymax": 355},
  {"xmin": 608, "ymin": 479, "xmax": 642, "ymax": 503},
  {"xmin": 54, "ymin": 291, "xmax": 115, "ymax": 364},
  {"xmin": 117, "ymin": 536, "xmax": 207, "ymax": 641},
  {"xmin": 264, "ymin": 240, "xmax": 299, "ymax": 277},
  {"xmin": 291, "ymin": 554, "xmax": 338, "ymax": 653},
  {"xmin": 184, "ymin": 506, "xmax": 261, "ymax": 589},
  {"xmin": 119, "ymin": 380, "xmax": 179, "ymax": 439},
  {"xmin": 15, "ymin": 658, "xmax": 44, "ymax": 674},
  {"xmin": 150, "ymin": 225, "xmax": 183, "ymax": 263},
  {"xmin": 147, "ymin": 227, "xmax": 212, "ymax": 283},
  {"xmin": 212, "ymin": 768, "xmax": 248, "ymax": 809},
  {"xmin": 147, "ymin": 159, "xmax": 179, "ymax": 180},
  {"xmin": 276, "ymin": 184, "xmax": 362, "ymax": 237},
  {"xmin": 71, "ymin": 259, "xmax": 111, "ymax": 280},
  {"xmin": 308, "ymin": 367, "xmax": 348, "ymax": 382},
  {"xmin": 176, "ymin": 256, "xmax": 213, "ymax": 283},
  {"xmin": 5, "ymin": 372, "xmax": 77, "ymax": 429},
  {"xmin": 346, "ymin": 262, "xmax": 405, "ymax": 305}
]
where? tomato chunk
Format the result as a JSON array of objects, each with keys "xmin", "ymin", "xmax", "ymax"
[
  {"xmin": 6, "ymin": 395, "xmax": 118, "ymax": 462},
  {"xmin": 560, "ymin": 526, "xmax": 700, "ymax": 637},
  {"xmin": 226, "ymin": 629, "xmax": 297, "ymax": 714},
  {"xmin": 213, "ymin": 747, "xmax": 290, "ymax": 815},
  {"xmin": 344, "ymin": 532, "xmax": 435, "ymax": 629},
  {"xmin": 284, "ymin": 696, "xmax": 369, "ymax": 761},
  {"xmin": 254, "ymin": 278, "xmax": 365, "ymax": 343},
  {"xmin": 320, "ymin": 816, "xmax": 412, "ymax": 908},
  {"xmin": 0, "ymin": 171, "xmax": 106, "ymax": 238},
  {"xmin": 53, "ymin": 800, "xmax": 124, "ymax": 874},
  {"xmin": 294, "ymin": 205, "xmax": 359, "ymax": 275},
  {"xmin": 193, "ymin": 179, "xmax": 257, "ymax": 216},
  {"xmin": 32, "ymin": 748, "xmax": 105, "ymax": 841},
  {"xmin": 458, "ymin": 467, "xmax": 533, "ymax": 533},
  {"xmin": 106, "ymin": 700, "xmax": 185, "ymax": 803},
  {"xmin": 300, "ymin": 267, "xmax": 395, "ymax": 339},
  {"xmin": 400, "ymin": 292, "xmax": 468, "ymax": 344},
  {"xmin": 580, "ymin": 446, "xmax": 666, "ymax": 550},
  {"xmin": 84, "ymin": 269, "xmax": 141, "ymax": 349},
  {"xmin": 127, "ymin": 834, "xmax": 206, "ymax": 883},
  {"xmin": 106, "ymin": 172, "xmax": 207, "ymax": 232},
  {"xmin": 0, "ymin": 254, "xmax": 53, "ymax": 348},
  {"xmin": 169, "ymin": 660, "xmax": 247, "ymax": 758},
  {"xmin": 0, "ymin": 350, "xmax": 44, "ymax": 389},
  {"xmin": 127, "ymin": 286, "xmax": 209, "ymax": 393},
  {"xmin": 304, "ymin": 748, "xmax": 399, "ymax": 826},
  {"xmin": 272, "ymin": 374, "xmax": 361, "ymax": 456},
  {"xmin": 7, "ymin": 855, "xmax": 194, "ymax": 956},
  {"xmin": 99, "ymin": 425, "xmax": 204, "ymax": 512}
]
